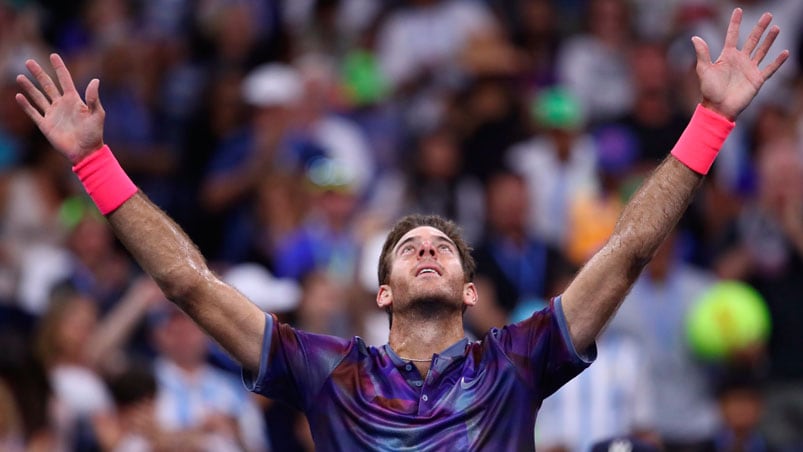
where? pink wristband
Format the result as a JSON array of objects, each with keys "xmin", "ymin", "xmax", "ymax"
[
  {"xmin": 670, "ymin": 104, "xmax": 735, "ymax": 175},
  {"xmin": 72, "ymin": 145, "xmax": 138, "ymax": 215}
]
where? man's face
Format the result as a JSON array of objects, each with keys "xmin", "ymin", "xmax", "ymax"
[{"xmin": 378, "ymin": 226, "xmax": 475, "ymax": 317}]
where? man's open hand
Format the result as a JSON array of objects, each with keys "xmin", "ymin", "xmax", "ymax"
[
  {"xmin": 16, "ymin": 53, "xmax": 105, "ymax": 164},
  {"xmin": 693, "ymin": 8, "xmax": 789, "ymax": 121}
]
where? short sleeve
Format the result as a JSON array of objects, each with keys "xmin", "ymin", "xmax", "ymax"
[
  {"xmin": 242, "ymin": 313, "xmax": 353, "ymax": 410},
  {"xmin": 494, "ymin": 296, "xmax": 596, "ymax": 400}
]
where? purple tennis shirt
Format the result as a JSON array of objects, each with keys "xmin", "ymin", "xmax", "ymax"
[{"xmin": 243, "ymin": 296, "xmax": 595, "ymax": 450}]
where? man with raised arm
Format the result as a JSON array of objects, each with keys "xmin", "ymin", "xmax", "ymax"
[{"xmin": 15, "ymin": 9, "xmax": 787, "ymax": 451}]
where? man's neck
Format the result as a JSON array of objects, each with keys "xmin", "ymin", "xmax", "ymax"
[{"xmin": 388, "ymin": 315, "xmax": 465, "ymax": 376}]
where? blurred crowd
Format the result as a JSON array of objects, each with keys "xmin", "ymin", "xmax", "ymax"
[{"xmin": 0, "ymin": 0, "xmax": 802, "ymax": 450}]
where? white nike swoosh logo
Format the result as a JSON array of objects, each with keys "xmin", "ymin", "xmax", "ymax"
[{"xmin": 460, "ymin": 376, "xmax": 481, "ymax": 390}]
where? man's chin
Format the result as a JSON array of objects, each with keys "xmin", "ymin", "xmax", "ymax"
[{"xmin": 403, "ymin": 293, "xmax": 462, "ymax": 317}]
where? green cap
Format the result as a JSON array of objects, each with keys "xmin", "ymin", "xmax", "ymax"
[
  {"xmin": 58, "ymin": 195, "xmax": 104, "ymax": 231},
  {"xmin": 531, "ymin": 87, "xmax": 583, "ymax": 130},
  {"xmin": 341, "ymin": 50, "xmax": 388, "ymax": 106}
]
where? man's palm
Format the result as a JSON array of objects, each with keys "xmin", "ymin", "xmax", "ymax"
[
  {"xmin": 692, "ymin": 9, "xmax": 788, "ymax": 120},
  {"xmin": 16, "ymin": 54, "xmax": 105, "ymax": 164}
]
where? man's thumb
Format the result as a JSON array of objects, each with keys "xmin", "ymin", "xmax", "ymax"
[
  {"xmin": 85, "ymin": 78, "xmax": 103, "ymax": 113},
  {"xmin": 691, "ymin": 36, "xmax": 712, "ymax": 69}
]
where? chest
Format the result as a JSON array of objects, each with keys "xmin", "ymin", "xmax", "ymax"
[{"xmin": 322, "ymin": 354, "xmax": 530, "ymax": 419}]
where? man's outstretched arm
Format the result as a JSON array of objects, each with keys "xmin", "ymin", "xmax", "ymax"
[
  {"xmin": 107, "ymin": 194, "xmax": 266, "ymax": 371},
  {"xmin": 16, "ymin": 54, "xmax": 265, "ymax": 371},
  {"xmin": 561, "ymin": 8, "xmax": 789, "ymax": 352}
]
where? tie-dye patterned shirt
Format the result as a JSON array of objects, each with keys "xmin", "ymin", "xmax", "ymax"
[{"xmin": 243, "ymin": 297, "xmax": 594, "ymax": 451}]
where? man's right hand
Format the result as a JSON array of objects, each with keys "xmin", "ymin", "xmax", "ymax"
[{"xmin": 15, "ymin": 53, "xmax": 105, "ymax": 165}]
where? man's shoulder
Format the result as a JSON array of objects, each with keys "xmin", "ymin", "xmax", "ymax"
[{"xmin": 284, "ymin": 325, "xmax": 361, "ymax": 350}]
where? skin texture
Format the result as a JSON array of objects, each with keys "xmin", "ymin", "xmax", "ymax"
[
  {"xmin": 16, "ymin": 54, "xmax": 265, "ymax": 372},
  {"xmin": 561, "ymin": 9, "xmax": 787, "ymax": 352},
  {"xmin": 107, "ymin": 193, "xmax": 266, "ymax": 372},
  {"xmin": 377, "ymin": 226, "xmax": 478, "ymax": 375},
  {"xmin": 14, "ymin": 8, "xmax": 788, "ymax": 375}
]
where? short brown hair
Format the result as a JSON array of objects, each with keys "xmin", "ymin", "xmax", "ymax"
[{"xmin": 378, "ymin": 214, "xmax": 475, "ymax": 286}]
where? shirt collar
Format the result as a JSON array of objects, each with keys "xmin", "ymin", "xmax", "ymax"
[{"xmin": 383, "ymin": 337, "xmax": 470, "ymax": 368}]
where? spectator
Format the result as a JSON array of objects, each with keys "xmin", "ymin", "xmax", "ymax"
[
  {"xmin": 271, "ymin": 156, "xmax": 364, "ymax": 283},
  {"xmin": 61, "ymin": 200, "xmax": 136, "ymax": 311},
  {"xmin": 376, "ymin": 0, "xmax": 500, "ymax": 133},
  {"xmin": 507, "ymin": 86, "xmax": 600, "ymax": 247},
  {"xmin": 369, "ymin": 124, "xmax": 485, "ymax": 244},
  {"xmin": 199, "ymin": 62, "xmax": 302, "ymax": 262},
  {"xmin": 469, "ymin": 171, "xmax": 568, "ymax": 334},
  {"xmin": 535, "ymin": 329, "xmax": 658, "ymax": 452},
  {"xmin": 563, "ymin": 124, "xmax": 637, "ymax": 266},
  {"xmin": 243, "ymin": 170, "xmax": 309, "ymax": 273},
  {"xmin": 0, "ymin": 136, "xmax": 71, "ymax": 307},
  {"xmin": 376, "ymin": 0, "xmax": 497, "ymax": 93},
  {"xmin": 452, "ymin": 76, "xmax": 530, "ymax": 184},
  {"xmin": 148, "ymin": 301, "xmax": 269, "ymax": 452},
  {"xmin": 509, "ymin": 0, "xmax": 563, "ymax": 92},
  {"xmin": 611, "ymin": 232, "xmax": 721, "ymax": 448},
  {"xmin": 180, "ymin": 69, "xmax": 249, "ymax": 259},
  {"xmin": 703, "ymin": 367, "xmax": 776, "ymax": 452},
  {"xmin": 601, "ymin": 40, "xmax": 690, "ymax": 168},
  {"xmin": 96, "ymin": 363, "xmax": 162, "ymax": 451},
  {"xmin": 712, "ymin": 142, "xmax": 803, "ymax": 449},
  {"xmin": 555, "ymin": 0, "xmax": 635, "ymax": 123},
  {"xmin": 34, "ymin": 286, "xmax": 114, "ymax": 450}
]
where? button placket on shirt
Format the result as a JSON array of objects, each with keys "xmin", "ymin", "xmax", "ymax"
[
  {"xmin": 419, "ymin": 356, "xmax": 448, "ymax": 406},
  {"xmin": 392, "ymin": 344, "xmax": 466, "ymax": 412},
  {"xmin": 400, "ymin": 362, "xmax": 424, "ymax": 393}
]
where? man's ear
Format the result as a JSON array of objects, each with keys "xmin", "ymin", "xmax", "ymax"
[
  {"xmin": 463, "ymin": 282, "xmax": 478, "ymax": 307},
  {"xmin": 377, "ymin": 284, "xmax": 393, "ymax": 309}
]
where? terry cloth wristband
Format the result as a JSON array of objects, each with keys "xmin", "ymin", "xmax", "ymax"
[
  {"xmin": 670, "ymin": 104, "xmax": 735, "ymax": 175},
  {"xmin": 72, "ymin": 145, "xmax": 138, "ymax": 215}
]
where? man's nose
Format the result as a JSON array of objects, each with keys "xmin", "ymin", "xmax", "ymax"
[{"xmin": 418, "ymin": 241, "xmax": 436, "ymax": 257}]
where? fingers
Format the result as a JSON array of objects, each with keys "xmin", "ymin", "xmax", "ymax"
[
  {"xmin": 14, "ymin": 93, "xmax": 44, "ymax": 127},
  {"xmin": 761, "ymin": 49, "xmax": 789, "ymax": 81},
  {"xmin": 723, "ymin": 8, "xmax": 743, "ymax": 49},
  {"xmin": 742, "ymin": 12, "xmax": 772, "ymax": 55},
  {"xmin": 691, "ymin": 36, "xmax": 712, "ymax": 68},
  {"xmin": 752, "ymin": 25, "xmax": 780, "ymax": 64},
  {"xmin": 24, "ymin": 59, "xmax": 60, "ymax": 101},
  {"xmin": 50, "ymin": 53, "xmax": 77, "ymax": 95},
  {"xmin": 16, "ymin": 74, "xmax": 50, "ymax": 113},
  {"xmin": 85, "ymin": 78, "xmax": 102, "ymax": 113}
]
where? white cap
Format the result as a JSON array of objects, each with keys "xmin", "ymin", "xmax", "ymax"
[
  {"xmin": 223, "ymin": 263, "xmax": 301, "ymax": 313},
  {"xmin": 242, "ymin": 64, "xmax": 303, "ymax": 107}
]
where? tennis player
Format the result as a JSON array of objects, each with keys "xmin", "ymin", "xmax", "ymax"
[{"xmin": 15, "ymin": 8, "xmax": 786, "ymax": 450}]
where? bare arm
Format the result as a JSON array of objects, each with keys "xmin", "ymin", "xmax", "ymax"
[
  {"xmin": 107, "ymin": 193, "xmax": 265, "ymax": 370},
  {"xmin": 15, "ymin": 54, "xmax": 265, "ymax": 371},
  {"xmin": 562, "ymin": 8, "xmax": 789, "ymax": 351},
  {"xmin": 562, "ymin": 158, "xmax": 701, "ymax": 349}
]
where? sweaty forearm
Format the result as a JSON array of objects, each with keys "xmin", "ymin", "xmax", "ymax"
[
  {"xmin": 105, "ymin": 192, "xmax": 266, "ymax": 370},
  {"xmin": 561, "ymin": 101, "xmax": 737, "ymax": 350},
  {"xmin": 107, "ymin": 192, "xmax": 213, "ymax": 303},
  {"xmin": 563, "ymin": 157, "xmax": 702, "ymax": 350},
  {"xmin": 609, "ymin": 157, "xmax": 702, "ymax": 273}
]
